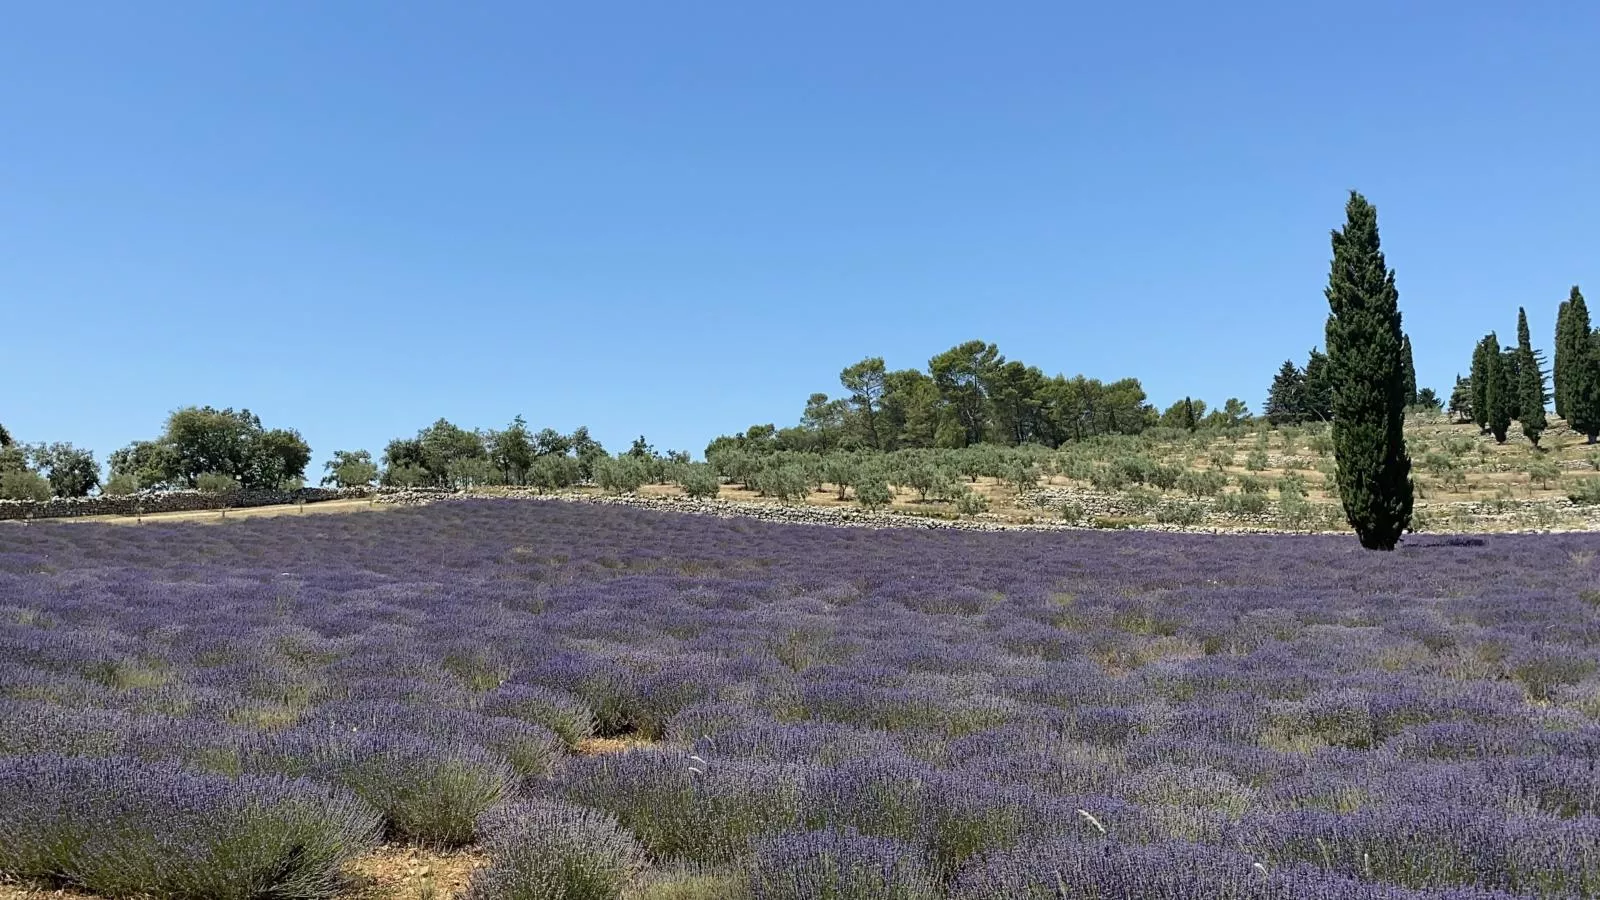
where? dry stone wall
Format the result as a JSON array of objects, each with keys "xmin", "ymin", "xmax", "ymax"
[{"xmin": 0, "ymin": 486, "xmax": 372, "ymax": 521}]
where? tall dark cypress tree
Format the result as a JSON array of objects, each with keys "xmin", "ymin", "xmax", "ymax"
[
  {"xmin": 1399, "ymin": 334, "xmax": 1418, "ymax": 407},
  {"xmin": 1554, "ymin": 298, "xmax": 1571, "ymax": 420},
  {"xmin": 1324, "ymin": 191, "xmax": 1412, "ymax": 550},
  {"xmin": 1470, "ymin": 337, "xmax": 1492, "ymax": 433},
  {"xmin": 1516, "ymin": 307, "xmax": 1547, "ymax": 447},
  {"xmin": 1501, "ymin": 347, "xmax": 1523, "ymax": 422},
  {"xmin": 1566, "ymin": 287, "xmax": 1600, "ymax": 443},
  {"xmin": 1484, "ymin": 332, "xmax": 1511, "ymax": 443}
]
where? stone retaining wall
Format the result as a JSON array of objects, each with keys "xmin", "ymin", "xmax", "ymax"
[{"xmin": 0, "ymin": 486, "xmax": 374, "ymax": 521}]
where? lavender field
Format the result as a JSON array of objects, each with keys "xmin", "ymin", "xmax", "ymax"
[{"xmin": 3, "ymin": 501, "xmax": 1600, "ymax": 899}]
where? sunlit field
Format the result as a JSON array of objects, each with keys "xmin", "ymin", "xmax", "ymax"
[{"xmin": 3, "ymin": 501, "xmax": 1599, "ymax": 898}]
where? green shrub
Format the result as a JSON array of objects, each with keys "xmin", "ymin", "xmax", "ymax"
[
  {"xmin": 1148, "ymin": 464, "xmax": 1183, "ymax": 492},
  {"xmin": 1177, "ymin": 470, "xmax": 1226, "ymax": 499},
  {"xmin": 854, "ymin": 477, "xmax": 892, "ymax": 510},
  {"xmin": 1120, "ymin": 486, "xmax": 1162, "ymax": 512},
  {"xmin": 194, "ymin": 472, "xmax": 242, "ymax": 495},
  {"xmin": 954, "ymin": 490, "xmax": 989, "ymax": 515},
  {"xmin": 751, "ymin": 465, "xmax": 809, "ymax": 502},
  {"xmin": 1089, "ymin": 466, "xmax": 1130, "ymax": 492},
  {"xmin": 0, "ymin": 469, "xmax": 52, "ymax": 501},
  {"xmin": 676, "ymin": 463, "xmax": 721, "ymax": 500},
  {"xmin": 1276, "ymin": 473, "xmax": 1308, "ymax": 499},
  {"xmin": 595, "ymin": 457, "xmax": 650, "ymax": 494},
  {"xmin": 384, "ymin": 463, "xmax": 433, "ymax": 488},
  {"xmin": 101, "ymin": 472, "xmax": 141, "ymax": 497},
  {"xmin": 1217, "ymin": 492, "xmax": 1269, "ymax": 516},
  {"xmin": 1237, "ymin": 474, "xmax": 1269, "ymax": 494},
  {"xmin": 531, "ymin": 455, "xmax": 581, "ymax": 493},
  {"xmin": 999, "ymin": 460, "xmax": 1038, "ymax": 495},
  {"xmin": 1154, "ymin": 500, "xmax": 1207, "ymax": 526},
  {"xmin": 1244, "ymin": 449, "xmax": 1270, "ymax": 471},
  {"xmin": 1569, "ymin": 478, "xmax": 1600, "ymax": 505},
  {"xmin": 1527, "ymin": 455, "xmax": 1562, "ymax": 489}
]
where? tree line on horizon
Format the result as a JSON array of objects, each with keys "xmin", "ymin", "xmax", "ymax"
[{"xmin": 705, "ymin": 342, "xmax": 1257, "ymax": 461}]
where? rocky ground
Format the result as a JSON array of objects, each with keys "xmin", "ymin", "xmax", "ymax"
[{"xmin": 376, "ymin": 487, "xmax": 1600, "ymax": 536}]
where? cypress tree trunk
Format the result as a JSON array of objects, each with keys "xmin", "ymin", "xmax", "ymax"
[
  {"xmin": 1324, "ymin": 192, "xmax": 1413, "ymax": 551},
  {"xmin": 1516, "ymin": 307, "xmax": 1547, "ymax": 447}
]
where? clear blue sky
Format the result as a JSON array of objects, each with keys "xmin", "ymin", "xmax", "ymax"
[{"xmin": 3, "ymin": 2, "xmax": 1596, "ymax": 465}]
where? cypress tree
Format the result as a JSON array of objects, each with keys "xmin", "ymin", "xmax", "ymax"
[
  {"xmin": 1484, "ymin": 332, "xmax": 1511, "ymax": 443},
  {"xmin": 1303, "ymin": 348, "xmax": 1334, "ymax": 421},
  {"xmin": 1324, "ymin": 191, "xmax": 1412, "ymax": 551},
  {"xmin": 1400, "ymin": 334, "xmax": 1418, "ymax": 407},
  {"xmin": 1567, "ymin": 287, "xmax": 1600, "ymax": 443},
  {"xmin": 1501, "ymin": 347, "xmax": 1522, "ymax": 422},
  {"xmin": 1182, "ymin": 397, "xmax": 1197, "ymax": 431},
  {"xmin": 1555, "ymin": 298, "xmax": 1571, "ymax": 420},
  {"xmin": 1470, "ymin": 337, "xmax": 1492, "ymax": 433},
  {"xmin": 1516, "ymin": 307, "xmax": 1547, "ymax": 447}
]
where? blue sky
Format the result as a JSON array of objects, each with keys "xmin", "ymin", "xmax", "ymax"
[{"xmin": 3, "ymin": 2, "xmax": 1596, "ymax": 465}]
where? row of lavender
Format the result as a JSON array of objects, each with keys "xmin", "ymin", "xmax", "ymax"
[{"xmin": 1, "ymin": 500, "xmax": 1598, "ymax": 898}]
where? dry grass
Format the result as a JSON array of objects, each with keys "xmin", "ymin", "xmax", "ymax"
[
  {"xmin": 624, "ymin": 415, "xmax": 1600, "ymax": 531},
  {"xmin": 28, "ymin": 497, "xmax": 391, "ymax": 527},
  {"xmin": 342, "ymin": 846, "xmax": 488, "ymax": 900}
]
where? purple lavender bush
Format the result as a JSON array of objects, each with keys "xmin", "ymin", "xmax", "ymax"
[
  {"xmin": 464, "ymin": 799, "xmax": 646, "ymax": 900},
  {"xmin": 553, "ymin": 748, "xmax": 802, "ymax": 862},
  {"xmin": 0, "ymin": 754, "xmax": 379, "ymax": 898},
  {"xmin": 748, "ymin": 828, "xmax": 941, "ymax": 900},
  {"xmin": 4, "ymin": 500, "xmax": 1600, "ymax": 897},
  {"xmin": 241, "ymin": 727, "xmax": 517, "ymax": 846}
]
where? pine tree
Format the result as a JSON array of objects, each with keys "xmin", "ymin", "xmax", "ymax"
[
  {"xmin": 1265, "ymin": 360, "xmax": 1305, "ymax": 425},
  {"xmin": 1400, "ymin": 334, "xmax": 1418, "ymax": 407},
  {"xmin": 1484, "ymin": 332, "xmax": 1511, "ymax": 443},
  {"xmin": 1516, "ymin": 307, "xmax": 1547, "ymax": 447},
  {"xmin": 1566, "ymin": 287, "xmax": 1600, "ymax": 443},
  {"xmin": 1555, "ymin": 298, "xmax": 1571, "ymax": 420},
  {"xmin": 1324, "ymin": 191, "xmax": 1413, "ymax": 551},
  {"xmin": 1470, "ymin": 337, "xmax": 1492, "ymax": 433}
]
